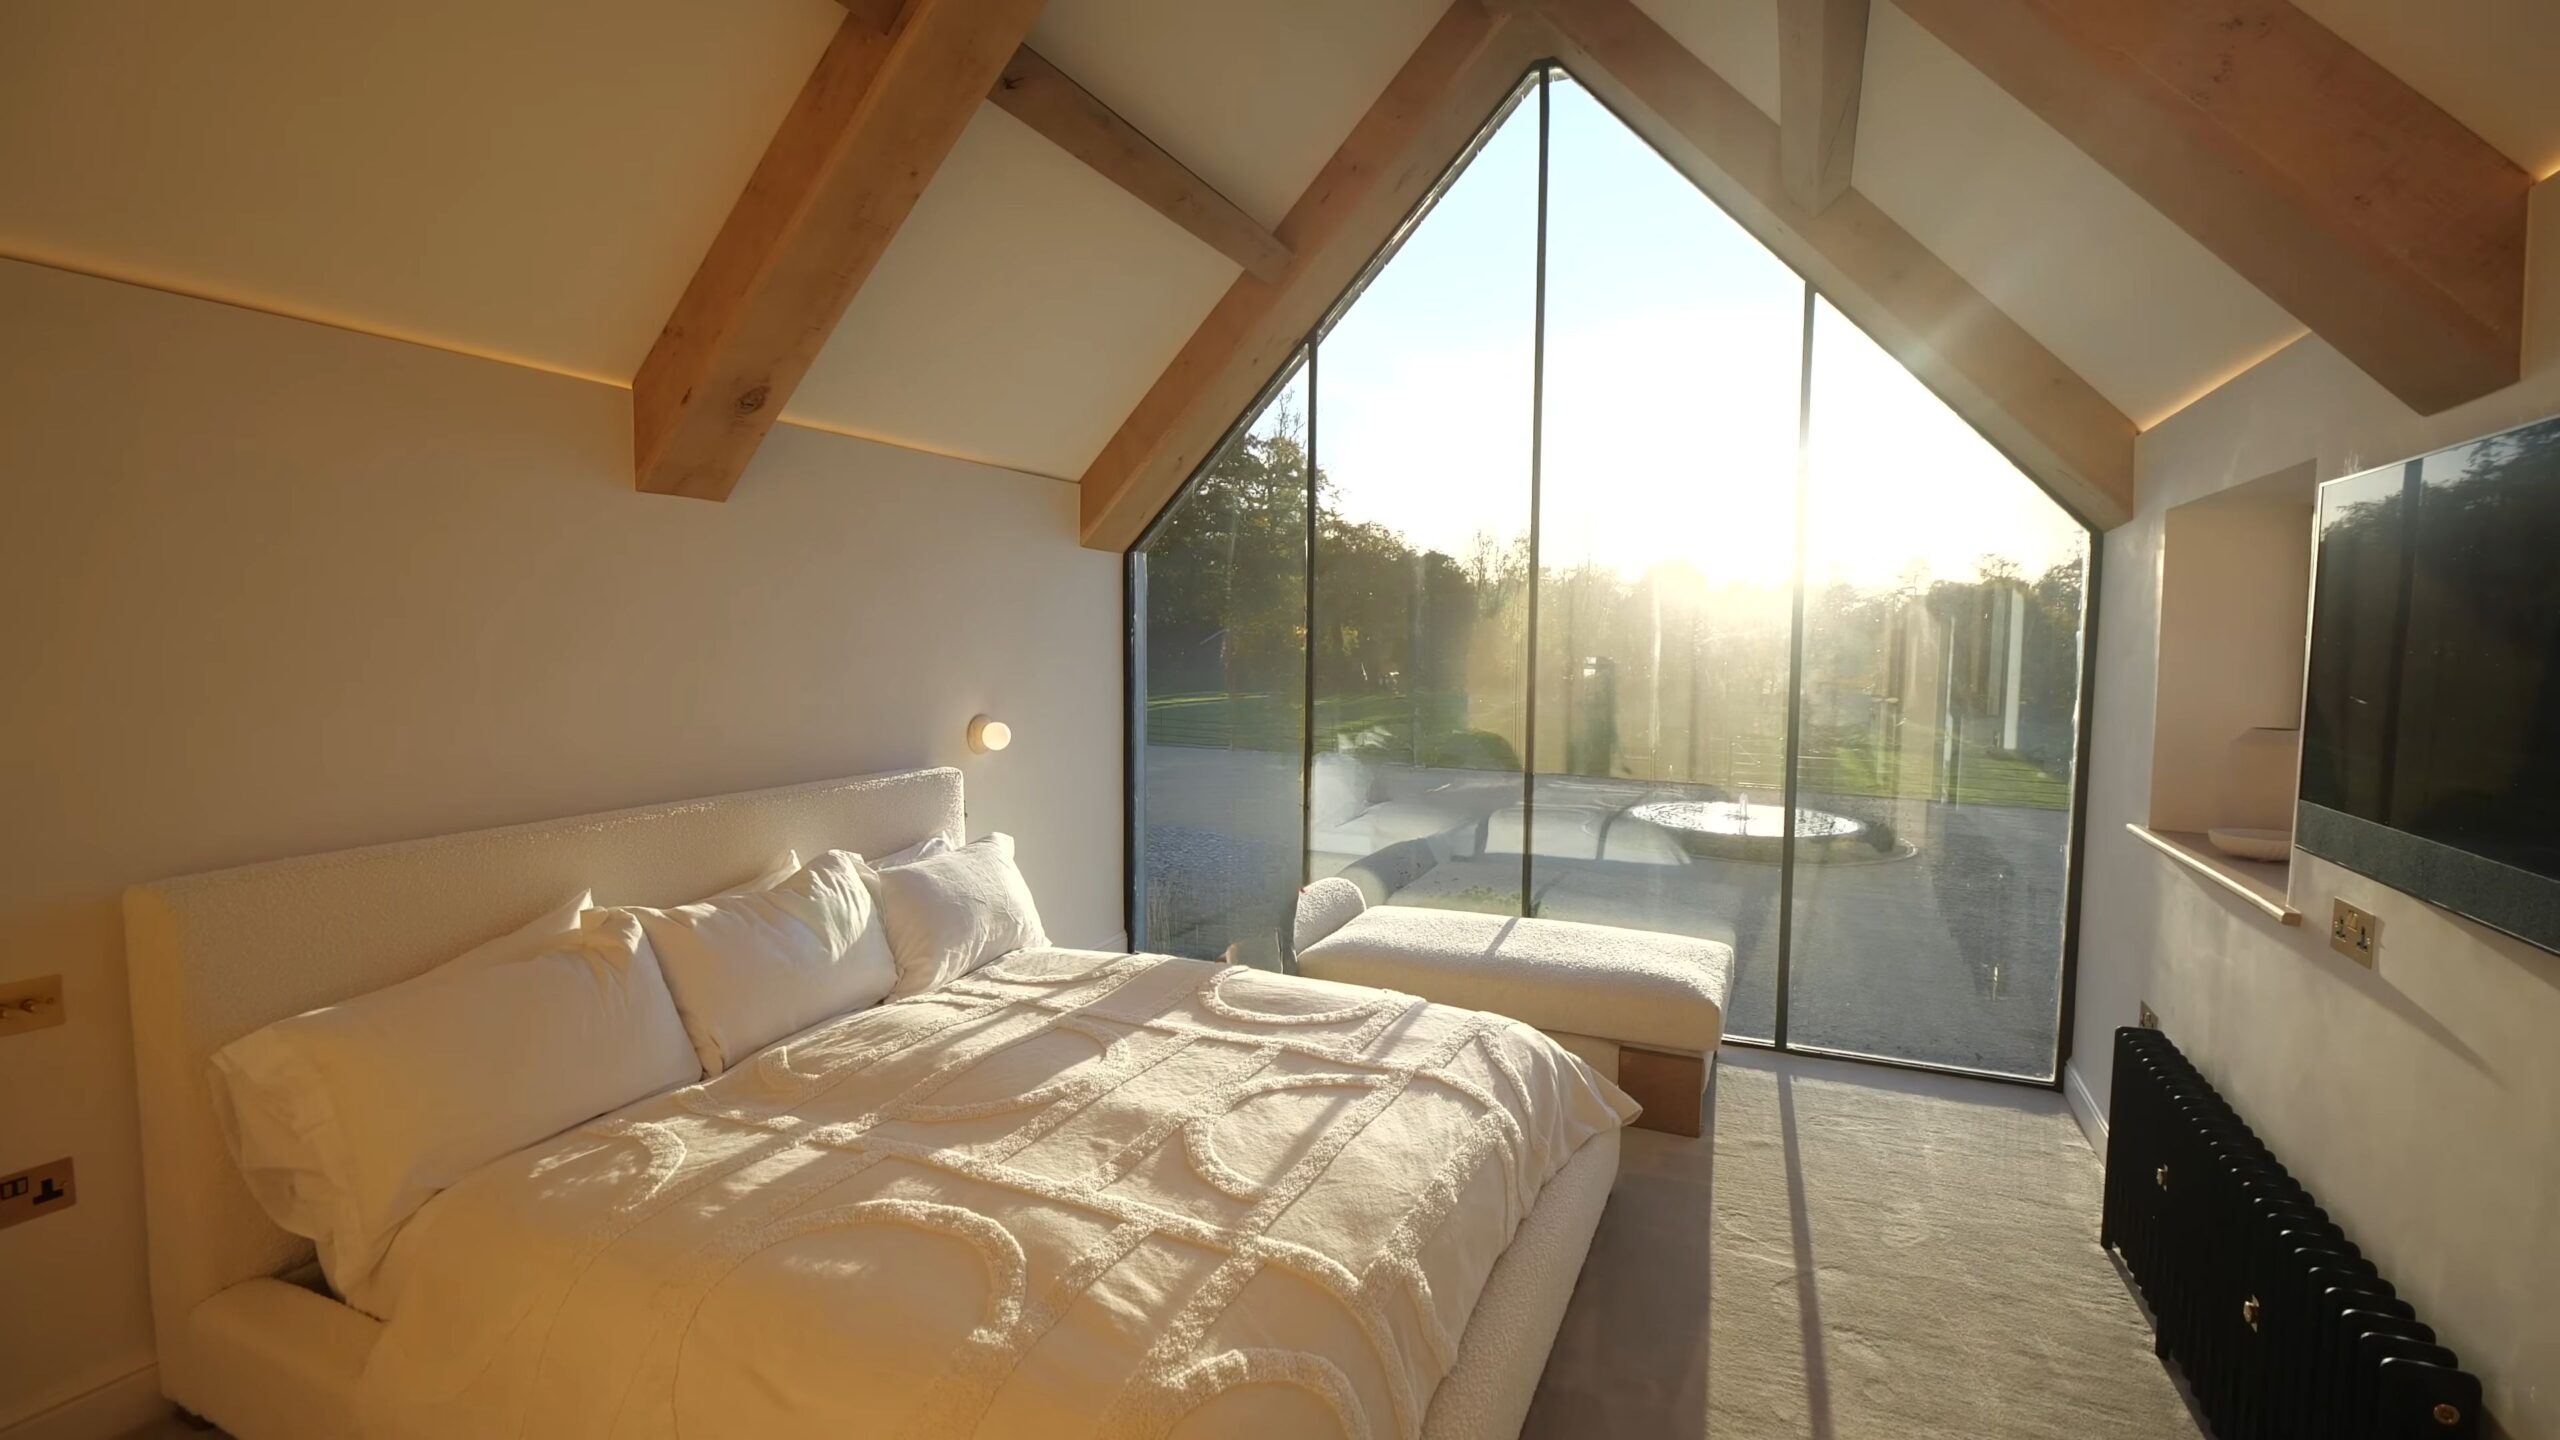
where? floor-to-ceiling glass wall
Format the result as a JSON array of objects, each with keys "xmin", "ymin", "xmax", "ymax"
[
  {"xmin": 1128, "ymin": 65, "xmax": 2093, "ymax": 1081},
  {"xmin": 1308, "ymin": 81, "xmax": 1538, "ymax": 911},
  {"xmin": 1785, "ymin": 300, "xmax": 2089, "ymax": 1076},
  {"xmin": 1528, "ymin": 74, "xmax": 1802, "ymax": 1043},
  {"xmin": 1130, "ymin": 360, "xmax": 1310, "ymax": 970}
]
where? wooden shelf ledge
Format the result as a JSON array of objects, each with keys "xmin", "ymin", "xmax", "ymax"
[{"xmin": 2126, "ymin": 823, "xmax": 2300, "ymax": 927}]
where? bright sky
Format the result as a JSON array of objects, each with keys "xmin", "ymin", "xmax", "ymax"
[{"xmin": 1310, "ymin": 73, "xmax": 2086, "ymax": 591}]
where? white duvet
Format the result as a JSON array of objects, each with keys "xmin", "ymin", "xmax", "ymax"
[{"xmin": 358, "ymin": 949, "xmax": 1634, "ymax": 1440}]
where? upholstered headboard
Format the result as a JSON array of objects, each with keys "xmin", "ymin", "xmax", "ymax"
[{"xmin": 122, "ymin": 766, "xmax": 964, "ymax": 1379}]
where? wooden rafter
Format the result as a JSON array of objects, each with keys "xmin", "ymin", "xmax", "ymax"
[
  {"xmin": 989, "ymin": 46, "xmax": 1291, "ymax": 282},
  {"xmin": 1507, "ymin": 0, "xmax": 2134, "ymax": 527},
  {"xmin": 1777, "ymin": 0, "xmax": 1870, "ymax": 213},
  {"xmin": 634, "ymin": 0, "xmax": 1044, "ymax": 500},
  {"xmin": 1077, "ymin": 1, "xmax": 1542, "ymax": 549},
  {"xmin": 824, "ymin": 1, "xmax": 1290, "ymax": 282},
  {"xmin": 1896, "ymin": 0, "xmax": 2529, "ymax": 416}
]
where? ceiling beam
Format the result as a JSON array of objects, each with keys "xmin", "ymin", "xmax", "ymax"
[
  {"xmin": 1895, "ymin": 0, "xmax": 2529, "ymax": 417},
  {"xmin": 1777, "ymin": 0, "xmax": 1869, "ymax": 213},
  {"xmin": 634, "ymin": 0, "xmax": 1044, "ymax": 500},
  {"xmin": 989, "ymin": 46, "xmax": 1292, "ymax": 282},
  {"xmin": 1519, "ymin": 0, "xmax": 2135, "ymax": 527},
  {"xmin": 1077, "ymin": 2, "xmax": 1540, "ymax": 550}
]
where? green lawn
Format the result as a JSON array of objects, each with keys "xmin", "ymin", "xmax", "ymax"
[
  {"xmin": 1809, "ymin": 741, "xmax": 2069, "ymax": 809},
  {"xmin": 1143, "ymin": 691, "xmax": 1300, "ymax": 750},
  {"xmin": 1144, "ymin": 688, "xmax": 2072, "ymax": 810}
]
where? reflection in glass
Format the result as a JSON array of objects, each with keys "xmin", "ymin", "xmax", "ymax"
[
  {"xmin": 1307, "ymin": 82, "xmax": 1538, "ymax": 915},
  {"xmin": 1133, "ymin": 360, "xmax": 1310, "ymax": 969},
  {"xmin": 1526, "ymin": 75, "xmax": 1802, "ymax": 1042},
  {"xmin": 1786, "ymin": 298, "xmax": 2088, "ymax": 1078}
]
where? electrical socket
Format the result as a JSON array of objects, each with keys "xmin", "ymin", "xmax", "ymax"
[
  {"xmin": 0, "ymin": 1157, "xmax": 76, "ymax": 1231},
  {"xmin": 2139, "ymin": 1003, "xmax": 2159, "ymax": 1029},
  {"xmin": 2331, "ymin": 900, "xmax": 2380, "ymax": 968},
  {"xmin": 0, "ymin": 974, "xmax": 64, "ymax": 1039}
]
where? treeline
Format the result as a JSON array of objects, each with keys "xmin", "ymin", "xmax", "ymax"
[{"xmin": 1141, "ymin": 411, "xmax": 2087, "ymax": 790}]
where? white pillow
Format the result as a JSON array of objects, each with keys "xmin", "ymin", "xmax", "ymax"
[
  {"xmin": 865, "ymin": 834, "xmax": 949, "ymax": 871},
  {"xmin": 870, "ymin": 833, "xmax": 1049, "ymax": 999},
  {"xmin": 734, "ymin": 850, "xmax": 802, "ymax": 894},
  {"xmin": 436, "ymin": 890, "xmax": 591, "ymax": 974},
  {"xmin": 398, "ymin": 852, "xmax": 782, "ymax": 983},
  {"xmin": 207, "ymin": 910, "xmax": 696, "ymax": 1309},
  {"xmin": 614, "ymin": 850, "xmax": 895, "ymax": 1077}
]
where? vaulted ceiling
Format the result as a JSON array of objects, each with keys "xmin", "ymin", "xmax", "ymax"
[{"xmin": 4, "ymin": 0, "xmax": 2553, "ymax": 531}]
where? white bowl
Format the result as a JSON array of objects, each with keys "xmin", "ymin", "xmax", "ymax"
[{"xmin": 2206, "ymin": 826, "xmax": 2291, "ymax": 862}]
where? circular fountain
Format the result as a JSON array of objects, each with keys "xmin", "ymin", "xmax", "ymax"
[{"xmin": 1626, "ymin": 797, "xmax": 1869, "ymax": 864}]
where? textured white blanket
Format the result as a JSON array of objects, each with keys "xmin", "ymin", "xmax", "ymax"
[{"xmin": 357, "ymin": 949, "xmax": 1634, "ymax": 1440}]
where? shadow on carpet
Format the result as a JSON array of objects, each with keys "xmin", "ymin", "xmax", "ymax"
[{"xmin": 1524, "ymin": 1049, "xmax": 2204, "ymax": 1440}]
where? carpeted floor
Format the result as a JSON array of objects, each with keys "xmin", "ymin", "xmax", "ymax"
[{"xmin": 1524, "ymin": 1048, "xmax": 2204, "ymax": 1440}]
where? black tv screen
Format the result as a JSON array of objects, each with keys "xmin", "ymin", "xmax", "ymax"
[{"xmin": 2298, "ymin": 412, "xmax": 2560, "ymax": 953}]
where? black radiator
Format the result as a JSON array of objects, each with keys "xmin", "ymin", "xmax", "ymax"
[{"xmin": 2100, "ymin": 1027, "xmax": 2483, "ymax": 1440}]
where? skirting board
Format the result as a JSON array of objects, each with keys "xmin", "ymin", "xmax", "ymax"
[
  {"xmin": 1, "ymin": 1364, "xmax": 169, "ymax": 1440},
  {"xmin": 2064, "ymin": 1059, "xmax": 2109, "ymax": 1157}
]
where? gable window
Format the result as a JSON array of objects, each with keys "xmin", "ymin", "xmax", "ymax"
[{"xmin": 1127, "ymin": 66, "xmax": 2094, "ymax": 1083}]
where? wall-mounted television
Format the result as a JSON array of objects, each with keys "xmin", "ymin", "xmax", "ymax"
[{"xmin": 2298, "ymin": 412, "xmax": 2560, "ymax": 954}]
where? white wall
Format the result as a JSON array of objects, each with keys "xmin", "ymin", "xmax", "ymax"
[
  {"xmin": 0, "ymin": 258, "xmax": 1122, "ymax": 1429},
  {"xmin": 2148, "ymin": 471, "xmax": 2314, "ymax": 834},
  {"xmin": 2074, "ymin": 182, "xmax": 2560, "ymax": 1440}
]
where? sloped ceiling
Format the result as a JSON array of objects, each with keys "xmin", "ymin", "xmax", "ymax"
[
  {"xmin": 0, "ymin": 0, "xmax": 2548, "ymax": 484},
  {"xmin": 784, "ymin": 103, "xmax": 1238, "ymax": 477},
  {"xmin": 0, "ymin": 0, "xmax": 839, "ymax": 381},
  {"xmin": 1632, "ymin": 0, "xmax": 2304, "ymax": 429},
  {"xmin": 1024, "ymin": 0, "xmax": 1454, "ymax": 229},
  {"xmin": 1850, "ymin": 3, "xmax": 2307, "ymax": 427}
]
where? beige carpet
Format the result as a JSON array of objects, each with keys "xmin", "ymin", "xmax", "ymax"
[{"xmin": 1525, "ymin": 1049, "xmax": 2204, "ymax": 1440}]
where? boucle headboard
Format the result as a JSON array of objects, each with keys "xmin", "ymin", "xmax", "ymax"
[{"xmin": 122, "ymin": 766, "xmax": 963, "ymax": 1371}]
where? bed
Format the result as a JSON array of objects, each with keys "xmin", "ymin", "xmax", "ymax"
[{"xmin": 124, "ymin": 767, "xmax": 1629, "ymax": 1439}]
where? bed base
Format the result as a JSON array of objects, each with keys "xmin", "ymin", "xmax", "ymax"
[{"xmin": 166, "ymin": 1127, "xmax": 1619, "ymax": 1439}]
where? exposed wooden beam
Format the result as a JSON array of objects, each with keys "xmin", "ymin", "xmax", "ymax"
[
  {"xmin": 1519, "ymin": 0, "xmax": 2135, "ymax": 527},
  {"xmin": 989, "ymin": 46, "xmax": 1291, "ymax": 282},
  {"xmin": 1777, "ymin": 0, "xmax": 1869, "ymax": 213},
  {"xmin": 634, "ymin": 0, "xmax": 1045, "ymax": 500},
  {"xmin": 822, "ymin": 0, "xmax": 1289, "ymax": 281},
  {"xmin": 1077, "ymin": 2, "xmax": 1540, "ymax": 549},
  {"xmin": 1895, "ymin": 0, "xmax": 2529, "ymax": 417}
]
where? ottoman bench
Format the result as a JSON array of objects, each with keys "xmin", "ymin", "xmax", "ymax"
[{"xmin": 1292, "ymin": 880, "xmax": 1731, "ymax": 1136}]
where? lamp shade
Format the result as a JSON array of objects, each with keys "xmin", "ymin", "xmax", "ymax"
[{"xmin": 968, "ymin": 715, "xmax": 1012, "ymax": 754}]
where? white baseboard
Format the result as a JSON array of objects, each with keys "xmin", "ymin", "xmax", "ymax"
[
  {"xmin": 2064, "ymin": 1060, "xmax": 2109, "ymax": 1158},
  {"xmin": 1, "ymin": 1365, "xmax": 169, "ymax": 1440}
]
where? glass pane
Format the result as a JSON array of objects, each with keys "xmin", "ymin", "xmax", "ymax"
[
  {"xmin": 1132, "ymin": 360, "xmax": 1310, "ymax": 969},
  {"xmin": 1528, "ymin": 74, "xmax": 1803, "ymax": 1043},
  {"xmin": 1786, "ymin": 297, "xmax": 2089, "ymax": 1078},
  {"xmin": 1307, "ymin": 80, "xmax": 1539, "ymax": 918}
]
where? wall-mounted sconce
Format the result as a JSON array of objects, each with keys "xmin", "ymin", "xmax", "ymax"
[{"xmin": 967, "ymin": 715, "xmax": 1012, "ymax": 754}]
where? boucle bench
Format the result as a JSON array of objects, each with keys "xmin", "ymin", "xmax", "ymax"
[{"xmin": 1292, "ymin": 880, "xmax": 1731, "ymax": 1136}]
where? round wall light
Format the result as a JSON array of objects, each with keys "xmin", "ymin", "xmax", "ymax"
[{"xmin": 967, "ymin": 715, "xmax": 1012, "ymax": 754}]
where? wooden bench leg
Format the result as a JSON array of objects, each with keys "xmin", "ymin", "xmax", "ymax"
[{"xmin": 1618, "ymin": 1047, "xmax": 1707, "ymax": 1137}]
